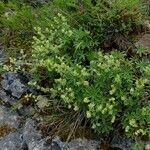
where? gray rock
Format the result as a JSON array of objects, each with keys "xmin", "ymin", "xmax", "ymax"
[
  {"xmin": 51, "ymin": 137, "xmax": 100, "ymax": 150},
  {"xmin": 63, "ymin": 139, "xmax": 100, "ymax": 150},
  {"xmin": 23, "ymin": 119, "xmax": 42, "ymax": 144},
  {"xmin": 0, "ymin": 88, "xmax": 16, "ymax": 105},
  {"xmin": 0, "ymin": 72, "xmax": 32, "ymax": 105},
  {"xmin": 1, "ymin": 72, "xmax": 28, "ymax": 98},
  {"xmin": 27, "ymin": 139, "xmax": 51, "ymax": 150},
  {"xmin": 0, "ymin": 132, "xmax": 24, "ymax": 150},
  {"xmin": 0, "ymin": 118, "xmax": 52, "ymax": 150},
  {"xmin": 111, "ymin": 135, "xmax": 134, "ymax": 150},
  {"xmin": 17, "ymin": 105, "xmax": 36, "ymax": 116},
  {"xmin": 23, "ymin": 119, "xmax": 100, "ymax": 150},
  {"xmin": 0, "ymin": 106, "xmax": 21, "ymax": 129},
  {"xmin": 23, "ymin": 119, "xmax": 51, "ymax": 150},
  {"xmin": 51, "ymin": 137, "xmax": 63, "ymax": 150}
]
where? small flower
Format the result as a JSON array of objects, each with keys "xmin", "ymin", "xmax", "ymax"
[
  {"xmin": 57, "ymin": 13, "xmax": 61, "ymax": 17},
  {"xmin": 109, "ymin": 97, "xmax": 115, "ymax": 102},
  {"xmin": 135, "ymin": 129, "xmax": 144, "ymax": 136},
  {"xmin": 76, "ymin": 82, "xmax": 81, "ymax": 86},
  {"xmin": 121, "ymin": 96, "xmax": 126, "ymax": 101},
  {"xmin": 83, "ymin": 81, "xmax": 89, "ymax": 86},
  {"xmin": 86, "ymin": 111, "xmax": 92, "ymax": 118},
  {"xmin": 129, "ymin": 119, "xmax": 138, "ymax": 127},
  {"xmin": 108, "ymin": 105, "xmax": 113, "ymax": 110},
  {"xmin": 114, "ymin": 74, "xmax": 121, "ymax": 83},
  {"xmin": 111, "ymin": 116, "xmax": 116, "ymax": 123},
  {"xmin": 61, "ymin": 94, "xmax": 65, "ymax": 99},
  {"xmin": 83, "ymin": 97, "xmax": 90, "ymax": 103},
  {"xmin": 109, "ymin": 90, "xmax": 115, "ymax": 95},
  {"xmin": 3, "ymin": 65, "xmax": 10, "ymax": 71},
  {"xmin": 92, "ymin": 124, "xmax": 96, "ymax": 129},
  {"xmin": 97, "ymin": 105, "xmax": 103, "ymax": 111},
  {"xmin": 68, "ymin": 30, "xmax": 73, "ymax": 36},
  {"xmin": 88, "ymin": 103, "xmax": 95, "ymax": 109},
  {"xmin": 68, "ymin": 104, "xmax": 72, "ymax": 109},
  {"xmin": 69, "ymin": 92, "xmax": 74, "ymax": 98},
  {"xmin": 125, "ymin": 126, "xmax": 130, "ymax": 132},
  {"xmin": 74, "ymin": 105, "xmax": 79, "ymax": 111},
  {"xmin": 130, "ymin": 88, "xmax": 134, "ymax": 94},
  {"xmin": 20, "ymin": 49, "xmax": 24, "ymax": 54},
  {"xmin": 102, "ymin": 108, "xmax": 107, "ymax": 114},
  {"xmin": 145, "ymin": 144, "xmax": 150, "ymax": 150}
]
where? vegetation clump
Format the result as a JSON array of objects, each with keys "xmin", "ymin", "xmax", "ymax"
[
  {"xmin": 31, "ymin": 13, "xmax": 150, "ymax": 137},
  {"xmin": 0, "ymin": 0, "xmax": 150, "ymax": 142}
]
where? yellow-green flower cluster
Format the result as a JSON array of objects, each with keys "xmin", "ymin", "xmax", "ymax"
[
  {"xmin": 30, "ymin": 13, "xmax": 150, "ymax": 136},
  {"xmin": 60, "ymin": 87, "xmax": 75, "ymax": 103}
]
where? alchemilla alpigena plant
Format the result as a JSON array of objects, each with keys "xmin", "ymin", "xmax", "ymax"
[{"xmin": 30, "ymin": 14, "xmax": 150, "ymax": 137}]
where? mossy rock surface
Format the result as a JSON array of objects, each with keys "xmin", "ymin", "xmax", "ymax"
[{"xmin": 0, "ymin": 124, "xmax": 16, "ymax": 138}]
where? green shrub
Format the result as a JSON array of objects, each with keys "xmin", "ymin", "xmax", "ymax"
[
  {"xmin": 1, "ymin": 0, "xmax": 148, "ymax": 139},
  {"xmin": 0, "ymin": 0, "xmax": 145, "ymax": 55},
  {"xmin": 32, "ymin": 14, "xmax": 96, "ymax": 62},
  {"xmin": 51, "ymin": 0, "xmax": 144, "ymax": 46},
  {"xmin": 31, "ymin": 14, "xmax": 150, "ymax": 137}
]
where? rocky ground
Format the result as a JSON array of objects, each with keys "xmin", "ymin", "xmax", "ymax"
[{"xmin": 0, "ymin": 34, "xmax": 150, "ymax": 150}]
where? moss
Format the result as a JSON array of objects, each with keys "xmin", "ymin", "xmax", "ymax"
[{"xmin": 0, "ymin": 124, "xmax": 17, "ymax": 138}]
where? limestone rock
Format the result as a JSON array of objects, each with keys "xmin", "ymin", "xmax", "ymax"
[
  {"xmin": 0, "ymin": 72, "xmax": 32, "ymax": 105},
  {"xmin": 23, "ymin": 119, "xmax": 51, "ymax": 150},
  {"xmin": 0, "ymin": 106, "xmax": 21, "ymax": 129},
  {"xmin": 63, "ymin": 138, "xmax": 100, "ymax": 150},
  {"xmin": 111, "ymin": 135, "xmax": 134, "ymax": 150},
  {"xmin": 51, "ymin": 137, "xmax": 100, "ymax": 150},
  {"xmin": 0, "ymin": 132, "xmax": 24, "ymax": 150},
  {"xmin": 1, "ymin": 72, "xmax": 28, "ymax": 99}
]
